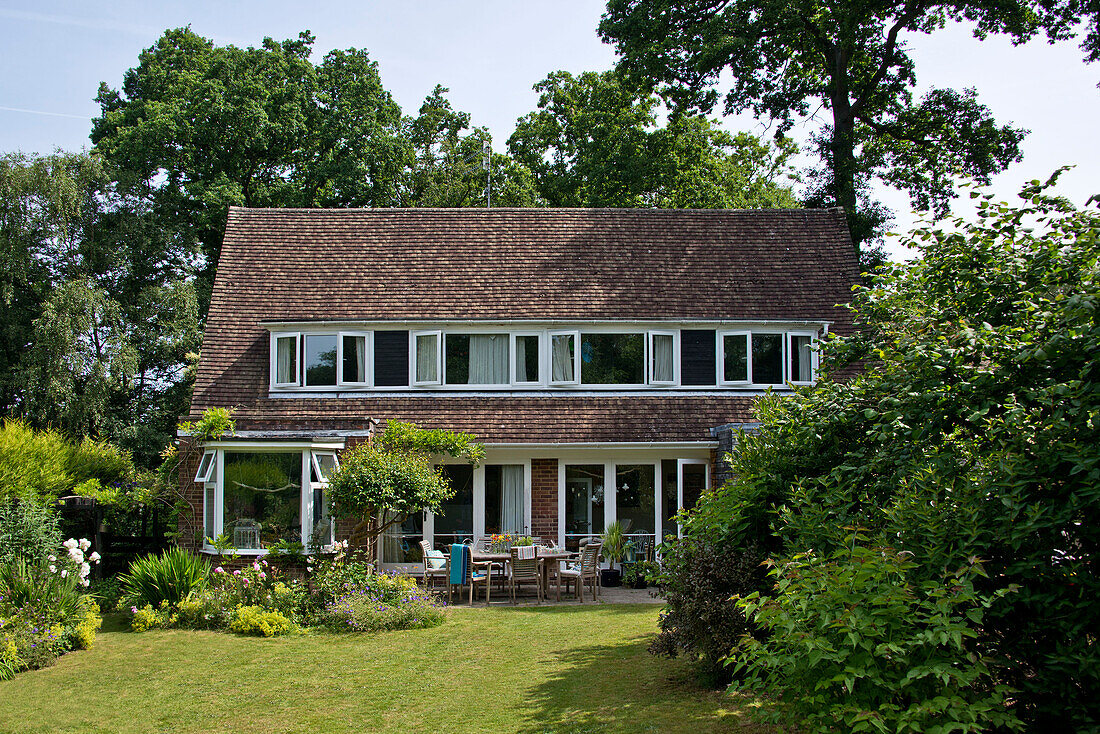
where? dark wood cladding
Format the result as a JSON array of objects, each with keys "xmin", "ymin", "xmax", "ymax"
[
  {"xmin": 680, "ymin": 329, "xmax": 717, "ymax": 386},
  {"xmin": 373, "ymin": 330, "xmax": 409, "ymax": 386}
]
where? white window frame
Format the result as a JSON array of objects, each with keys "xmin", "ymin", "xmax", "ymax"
[
  {"xmin": 337, "ymin": 331, "xmax": 372, "ymax": 387},
  {"xmin": 648, "ymin": 330, "xmax": 678, "ymax": 386},
  {"xmin": 786, "ymin": 331, "xmax": 818, "ymax": 385},
  {"xmin": 510, "ymin": 331, "xmax": 544, "ymax": 386},
  {"xmin": 718, "ymin": 330, "xmax": 751, "ymax": 385},
  {"xmin": 548, "ymin": 330, "xmax": 580, "ymax": 386},
  {"xmin": 301, "ymin": 333, "xmax": 340, "ymax": 388},
  {"xmin": 194, "ymin": 450, "xmax": 217, "ymax": 483},
  {"xmin": 411, "ymin": 330, "xmax": 442, "ymax": 386},
  {"xmin": 308, "ymin": 450, "xmax": 339, "ymax": 549},
  {"xmin": 271, "ymin": 332, "xmax": 301, "ymax": 388},
  {"xmin": 578, "ymin": 331, "xmax": 648, "ymax": 387}
]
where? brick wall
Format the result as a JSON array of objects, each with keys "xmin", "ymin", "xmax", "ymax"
[
  {"xmin": 530, "ymin": 458, "xmax": 558, "ymax": 541},
  {"xmin": 177, "ymin": 438, "xmax": 204, "ymax": 553}
]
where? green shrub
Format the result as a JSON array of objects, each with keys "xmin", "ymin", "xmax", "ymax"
[
  {"xmin": 732, "ymin": 537, "xmax": 1021, "ymax": 732},
  {"xmin": 120, "ymin": 547, "xmax": 209, "ymax": 608},
  {"xmin": 320, "ymin": 587, "xmax": 444, "ymax": 633},
  {"xmin": 129, "ymin": 604, "xmax": 170, "ymax": 632},
  {"xmin": 228, "ymin": 605, "xmax": 293, "ymax": 637},
  {"xmin": 0, "ymin": 420, "xmax": 134, "ymax": 503},
  {"xmin": 0, "ymin": 498, "xmax": 61, "ymax": 566}
]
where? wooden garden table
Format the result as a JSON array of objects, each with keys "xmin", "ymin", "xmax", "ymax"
[{"xmin": 470, "ymin": 547, "xmax": 577, "ymax": 600}]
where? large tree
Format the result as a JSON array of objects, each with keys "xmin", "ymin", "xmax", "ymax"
[
  {"xmin": 597, "ymin": 0, "xmax": 1091, "ymax": 249},
  {"xmin": 509, "ymin": 70, "xmax": 798, "ymax": 208}
]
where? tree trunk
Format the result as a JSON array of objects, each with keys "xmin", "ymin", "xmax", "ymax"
[{"xmin": 829, "ymin": 47, "xmax": 861, "ymax": 255}]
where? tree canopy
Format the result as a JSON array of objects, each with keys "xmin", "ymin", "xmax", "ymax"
[
  {"xmin": 598, "ymin": 0, "xmax": 1095, "ymax": 249},
  {"xmin": 508, "ymin": 70, "xmax": 798, "ymax": 208}
]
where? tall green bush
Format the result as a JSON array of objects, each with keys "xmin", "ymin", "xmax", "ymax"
[
  {"xmin": 0, "ymin": 420, "xmax": 134, "ymax": 502},
  {"xmin": 662, "ymin": 175, "xmax": 1100, "ymax": 730},
  {"xmin": 0, "ymin": 498, "xmax": 61, "ymax": 566},
  {"xmin": 119, "ymin": 547, "xmax": 210, "ymax": 608}
]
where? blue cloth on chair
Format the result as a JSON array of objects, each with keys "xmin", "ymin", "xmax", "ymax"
[{"xmin": 449, "ymin": 544, "xmax": 469, "ymax": 585}]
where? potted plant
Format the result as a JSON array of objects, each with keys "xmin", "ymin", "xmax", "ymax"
[{"xmin": 599, "ymin": 521, "xmax": 631, "ymax": 587}]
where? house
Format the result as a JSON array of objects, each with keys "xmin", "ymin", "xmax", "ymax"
[{"xmin": 180, "ymin": 207, "xmax": 858, "ymax": 570}]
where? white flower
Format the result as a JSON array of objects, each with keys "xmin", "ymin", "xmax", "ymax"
[
  {"xmin": 49, "ymin": 564, "xmax": 57, "ymax": 573},
  {"xmin": 89, "ymin": 551, "xmax": 101, "ymax": 563},
  {"xmin": 63, "ymin": 538, "xmax": 78, "ymax": 550},
  {"xmin": 48, "ymin": 555, "xmax": 56, "ymax": 562},
  {"xmin": 60, "ymin": 569, "xmax": 68, "ymax": 578},
  {"xmin": 81, "ymin": 578, "xmax": 90, "ymax": 587},
  {"xmin": 78, "ymin": 538, "xmax": 91, "ymax": 551},
  {"xmin": 80, "ymin": 562, "xmax": 91, "ymax": 578},
  {"xmin": 69, "ymin": 547, "xmax": 84, "ymax": 563}
]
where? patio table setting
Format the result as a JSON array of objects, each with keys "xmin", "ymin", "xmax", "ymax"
[{"xmin": 470, "ymin": 543, "xmax": 578, "ymax": 602}]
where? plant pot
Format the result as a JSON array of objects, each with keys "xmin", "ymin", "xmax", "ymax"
[
  {"xmin": 600, "ymin": 568, "xmax": 622, "ymax": 587},
  {"xmin": 631, "ymin": 577, "xmax": 648, "ymax": 589}
]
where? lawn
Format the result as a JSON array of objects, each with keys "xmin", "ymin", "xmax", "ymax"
[{"xmin": 0, "ymin": 604, "xmax": 767, "ymax": 734}]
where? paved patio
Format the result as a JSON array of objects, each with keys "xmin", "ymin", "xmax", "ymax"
[{"xmin": 444, "ymin": 585, "xmax": 664, "ymax": 607}]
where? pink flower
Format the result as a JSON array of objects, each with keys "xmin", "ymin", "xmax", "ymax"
[
  {"xmin": 214, "ymin": 567, "xmax": 224, "ymax": 574},
  {"xmin": 233, "ymin": 570, "xmax": 240, "ymax": 576}
]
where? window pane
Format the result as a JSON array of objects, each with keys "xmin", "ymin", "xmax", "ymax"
[
  {"xmin": 564, "ymin": 464, "xmax": 604, "ymax": 551},
  {"xmin": 661, "ymin": 459, "xmax": 678, "ymax": 539},
  {"xmin": 310, "ymin": 486, "xmax": 332, "ymax": 548},
  {"xmin": 276, "ymin": 336, "xmax": 297, "ymax": 384},
  {"xmin": 446, "ymin": 333, "xmax": 509, "ymax": 384},
  {"xmin": 615, "ymin": 464, "xmax": 655, "ymax": 536},
  {"xmin": 415, "ymin": 333, "xmax": 439, "ymax": 383},
  {"xmin": 204, "ymin": 485, "xmax": 216, "ymax": 542},
  {"xmin": 311, "ymin": 452, "xmax": 337, "ymax": 483},
  {"xmin": 752, "ymin": 333, "xmax": 783, "ymax": 384},
  {"xmin": 790, "ymin": 335, "xmax": 813, "ymax": 382},
  {"xmin": 342, "ymin": 335, "xmax": 367, "ymax": 383},
  {"xmin": 682, "ymin": 464, "xmax": 707, "ymax": 512},
  {"xmin": 304, "ymin": 335, "xmax": 337, "ymax": 386},
  {"xmin": 223, "ymin": 452, "xmax": 303, "ymax": 549},
  {"xmin": 485, "ymin": 464, "xmax": 525, "ymax": 535},
  {"xmin": 651, "ymin": 334, "xmax": 674, "ymax": 382},
  {"xmin": 435, "ymin": 465, "xmax": 473, "ymax": 547},
  {"xmin": 515, "ymin": 335, "xmax": 540, "ymax": 382},
  {"xmin": 382, "ymin": 512, "xmax": 423, "ymax": 564},
  {"xmin": 580, "ymin": 333, "xmax": 644, "ymax": 384},
  {"xmin": 723, "ymin": 334, "xmax": 748, "ymax": 381},
  {"xmin": 551, "ymin": 334, "xmax": 575, "ymax": 382}
]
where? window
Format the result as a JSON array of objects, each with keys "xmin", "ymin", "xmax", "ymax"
[
  {"xmin": 222, "ymin": 452, "xmax": 304, "ymax": 550},
  {"xmin": 309, "ymin": 451, "xmax": 338, "ymax": 548},
  {"xmin": 446, "ymin": 333, "xmax": 509, "ymax": 385},
  {"xmin": 413, "ymin": 331, "xmax": 441, "ymax": 385},
  {"xmin": 550, "ymin": 331, "xmax": 579, "ymax": 385},
  {"xmin": 512, "ymin": 334, "xmax": 541, "ymax": 384},
  {"xmin": 339, "ymin": 333, "xmax": 369, "ymax": 385},
  {"xmin": 752, "ymin": 333, "xmax": 784, "ymax": 385},
  {"xmin": 194, "ymin": 451, "xmax": 216, "ymax": 483},
  {"xmin": 304, "ymin": 334, "xmax": 338, "ymax": 387},
  {"xmin": 722, "ymin": 332, "xmax": 749, "ymax": 383},
  {"xmin": 649, "ymin": 331, "xmax": 676, "ymax": 384},
  {"xmin": 580, "ymin": 333, "xmax": 644, "ymax": 385},
  {"xmin": 273, "ymin": 333, "xmax": 299, "ymax": 386},
  {"xmin": 564, "ymin": 464, "xmax": 604, "ymax": 551},
  {"xmin": 484, "ymin": 464, "xmax": 525, "ymax": 534},
  {"xmin": 434, "ymin": 465, "xmax": 473, "ymax": 548},
  {"xmin": 788, "ymin": 333, "xmax": 815, "ymax": 384},
  {"xmin": 615, "ymin": 464, "xmax": 656, "ymax": 547}
]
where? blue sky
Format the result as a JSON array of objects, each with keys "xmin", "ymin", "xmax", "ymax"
[{"xmin": 1, "ymin": 0, "xmax": 1096, "ymax": 256}]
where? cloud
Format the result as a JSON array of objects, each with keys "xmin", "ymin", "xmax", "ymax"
[{"xmin": 0, "ymin": 105, "xmax": 90, "ymax": 121}]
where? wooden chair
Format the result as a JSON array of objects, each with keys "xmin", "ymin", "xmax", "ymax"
[
  {"xmin": 508, "ymin": 546, "xmax": 542, "ymax": 605},
  {"xmin": 558, "ymin": 542, "xmax": 601, "ymax": 602},
  {"xmin": 419, "ymin": 539, "xmax": 448, "ymax": 592},
  {"xmin": 447, "ymin": 544, "xmax": 494, "ymax": 605}
]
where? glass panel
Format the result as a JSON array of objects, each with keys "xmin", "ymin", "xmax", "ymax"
[
  {"xmin": 446, "ymin": 333, "xmax": 509, "ymax": 384},
  {"xmin": 276, "ymin": 336, "xmax": 297, "ymax": 384},
  {"xmin": 204, "ymin": 484, "xmax": 216, "ymax": 542},
  {"xmin": 551, "ymin": 334, "xmax": 575, "ymax": 382},
  {"xmin": 790, "ymin": 335, "xmax": 813, "ymax": 382},
  {"xmin": 195, "ymin": 452, "xmax": 214, "ymax": 482},
  {"xmin": 223, "ymin": 452, "xmax": 303, "ymax": 549},
  {"xmin": 615, "ymin": 464, "xmax": 655, "ymax": 559},
  {"xmin": 682, "ymin": 463, "xmax": 707, "ymax": 512},
  {"xmin": 651, "ymin": 333, "xmax": 674, "ymax": 382},
  {"xmin": 415, "ymin": 333, "xmax": 439, "ymax": 383},
  {"xmin": 342, "ymin": 335, "xmax": 367, "ymax": 383},
  {"xmin": 580, "ymin": 333, "xmax": 644, "ymax": 384},
  {"xmin": 515, "ymin": 335, "xmax": 540, "ymax": 383},
  {"xmin": 564, "ymin": 464, "xmax": 605, "ymax": 551},
  {"xmin": 484, "ymin": 464, "xmax": 525, "ymax": 535},
  {"xmin": 304, "ymin": 334, "xmax": 337, "ymax": 386},
  {"xmin": 661, "ymin": 459, "xmax": 678, "ymax": 540},
  {"xmin": 434, "ymin": 465, "xmax": 473, "ymax": 548},
  {"xmin": 382, "ymin": 511, "xmax": 423, "ymax": 564},
  {"xmin": 723, "ymin": 334, "xmax": 748, "ymax": 382},
  {"xmin": 311, "ymin": 452, "xmax": 337, "ymax": 483},
  {"xmin": 752, "ymin": 333, "xmax": 783, "ymax": 384},
  {"xmin": 310, "ymin": 486, "xmax": 332, "ymax": 548}
]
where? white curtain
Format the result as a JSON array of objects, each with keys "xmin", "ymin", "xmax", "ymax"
[
  {"xmin": 277, "ymin": 336, "xmax": 296, "ymax": 383},
  {"xmin": 795, "ymin": 336, "xmax": 813, "ymax": 381},
  {"xmin": 515, "ymin": 337, "xmax": 528, "ymax": 382},
  {"xmin": 500, "ymin": 465, "xmax": 524, "ymax": 533},
  {"xmin": 416, "ymin": 334, "xmax": 438, "ymax": 382},
  {"xmin": 551, "ymin": 334, "xmax": 574, "ymax": 382},
  {"xmin": 469, "ymin": 334, "xmax": 508, "ymax": 384},
  {"xmin": 353, "ymin": 336, "xmax": 366, "ymax": 382},
  {"xmin": 652, "ymin": 334, "xmax": 674, "ymax": 382}
]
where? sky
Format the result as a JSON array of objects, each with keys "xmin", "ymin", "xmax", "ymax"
[{"xmin": 1, "ymin": 0, "xmax": 1097, "ymax": 258}]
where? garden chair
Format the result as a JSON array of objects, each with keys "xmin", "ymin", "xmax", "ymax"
[
  {"xmin": 557, "ymin": 541, "xmax": 601, "ymax": 602},
  {"xmin": 419, "ymin": 539, "xmax": 449, "ymax": 592},
  {"xmin": 448, "ymin": 543, "xmax": 493, "ymax": 605},
  {"xmin": 508, "ymin": 545, "xmax": 542, "ymax": 605}
]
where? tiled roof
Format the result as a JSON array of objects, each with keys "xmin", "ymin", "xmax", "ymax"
[{"xmin": 191, "ymin": 207, "xmax": 859, "ymax": 440}]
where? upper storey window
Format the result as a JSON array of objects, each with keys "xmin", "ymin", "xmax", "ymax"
[{"xmin": 269, "ymin": 324, "xmax": 819, "ymax": 391}]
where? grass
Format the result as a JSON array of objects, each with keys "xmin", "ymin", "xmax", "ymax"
[{"xmin": 0, "ymin": 604, "xmax": 770, "ymax": 734}]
